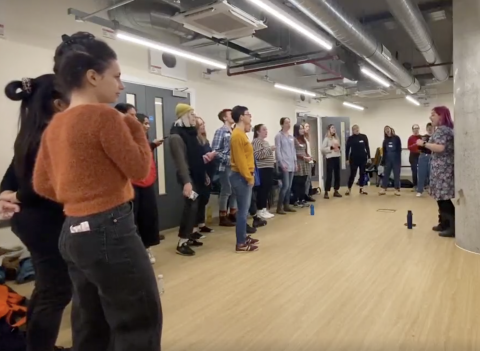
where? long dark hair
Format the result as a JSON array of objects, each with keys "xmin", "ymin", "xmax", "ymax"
[
  {"xmin": 294, "ymin": 124, "xmax": 306, "ymax": 144},
  {"xmin": 53, "ymin": 32, "xmax": 117, "ymax": 93},
  {"xmin": 5, "ymin": 75, "xmax": 66, "ymax": 178}
]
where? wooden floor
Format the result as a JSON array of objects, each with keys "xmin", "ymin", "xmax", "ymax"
[{"xmin": 12, "ymin": 187, "xmax": 480, "ymax": 351}]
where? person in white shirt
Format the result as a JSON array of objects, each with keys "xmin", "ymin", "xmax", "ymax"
[{"xmin": 321, "ymin": 124, "xmax": 342, "ymax": 199}]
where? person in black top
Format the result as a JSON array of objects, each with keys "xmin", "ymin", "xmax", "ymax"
[
  {"xmin": 345, "ymin": 125, "xmax": 371, "ymax": 195},
  {"xmin": 0, "ymin": 75, "xmax": 72, "ymax": 351},
  {"xmin": 379, "ymin": 126, "xmax": 402, "ymax": 196},
  {"xmin": 416, "ymin": 122, "xmax": 434, "ymax": 196}
]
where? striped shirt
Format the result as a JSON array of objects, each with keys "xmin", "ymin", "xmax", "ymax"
[{"xmin": 252, "ymin": 138, "xmax": 275, "ymax": 168}]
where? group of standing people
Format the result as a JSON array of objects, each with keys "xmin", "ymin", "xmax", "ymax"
[{"xmin": 0, "ymin": 32, "xmax": 162, "ymax": 351}]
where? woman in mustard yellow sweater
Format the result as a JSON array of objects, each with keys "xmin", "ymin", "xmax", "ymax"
[{"xmin": 229, "ymin": 105, "xmax": 260, "ymax": 253}]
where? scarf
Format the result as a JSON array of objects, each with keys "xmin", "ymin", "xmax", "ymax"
[{"xmin": 170, "ymin": 124, "xmax": 206, "ymax": 185}]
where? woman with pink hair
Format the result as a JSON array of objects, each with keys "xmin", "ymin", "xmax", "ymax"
[{"xmin": 416, "ymin": 106, "xmax": 455, "ymax": 237}]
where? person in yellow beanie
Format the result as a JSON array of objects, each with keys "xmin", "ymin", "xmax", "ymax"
[
  {"xmin": 169, "ymin": 103, "xmax": 209, "ymax": 256},
  {"xmin": 175, "ymin": 103, "xmax": 193, "ymax": 119}
]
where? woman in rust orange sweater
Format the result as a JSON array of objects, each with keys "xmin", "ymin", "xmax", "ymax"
[{"xmin": 33, "ymin": 32, "xmax": 162, "ymax": 351}]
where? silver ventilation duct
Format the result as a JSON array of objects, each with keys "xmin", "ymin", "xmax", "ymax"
[
  {"xmin": 386, "ymin": 0, "xmax": 449, "ymax": 82},
  {"xmin": 288, "ymin": 0, "xmax": 421, "ymax": 93}
]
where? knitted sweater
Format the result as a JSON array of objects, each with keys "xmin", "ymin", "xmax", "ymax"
[{"xmin": 33, "ymin": 104, "xmax": 151, "ymax": 216}]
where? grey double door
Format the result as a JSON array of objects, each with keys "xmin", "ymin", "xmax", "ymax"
[{"xmin": 117, "ymin": 82, "xmax": 190, "ymax": 231}]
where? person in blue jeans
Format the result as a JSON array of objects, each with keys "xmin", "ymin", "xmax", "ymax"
[
  {"xmin": 229, "ymin": 105, "xmax": 260, "ymax": 253},
  {"xmin": 274, "ymin": 117, "xmax": 297, "ymax": 214},
  {"xmin": 416, "ymin": 122, "xmax": 433, "ymax": 196},
  {"xmin": 379, "ymin": 126, "xmax": 402, "ymax": 196}
]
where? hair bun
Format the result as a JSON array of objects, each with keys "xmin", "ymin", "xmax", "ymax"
[
  {"xmin": 4, "ymin": 79, "xmax": 32, "ymax": 101},
  {"xmin": 61, "ymin": 34, "xmax": 71, "ymax": 42}
]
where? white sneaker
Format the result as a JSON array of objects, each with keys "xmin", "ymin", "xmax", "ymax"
[
  {"xmin": 146, "ymin": 248, "xmax": 156, "ymax": 264},
  {"xmin": 265, "ymin": 209, "xmax": 275, "ymax": 218},
  {"xmin": 258, "ymin": 209, "xmax": 272, "ymax": 219},
  {"xmin": 416, "ymin": 193, "xmax": 422, "ymax": 197}
]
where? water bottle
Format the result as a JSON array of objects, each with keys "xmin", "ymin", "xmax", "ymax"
[
  {"xmin": 158, "ymin": 274, "xmax": 165, "ymax": 295},
  {"xmin": 310, "ymin": 204, "xmax": 315, "ymax": 216},
  {"xmin": 406, "ymin": 211, "xmax": 413, "ymax": 229}
]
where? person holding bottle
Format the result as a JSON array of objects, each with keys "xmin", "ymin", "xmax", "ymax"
[
  {"xmin": 379, "ymin": 126, "xmax": 402, "ymax": 196},
  {"xmin": 416, "ymin": 122, "xmax": 434, "ymax": 197},
  {"xmin": 321, "ymin": 124, "xmax": 342, "ymax": 199}
]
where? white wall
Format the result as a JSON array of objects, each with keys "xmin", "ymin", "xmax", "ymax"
[
  {"xmin": 0, "ymin": 0, "xmax": 343, "ymax": 245},
  {"xmin": 346, "ymin": 94, "xmax": 454, "ymax": 151}
]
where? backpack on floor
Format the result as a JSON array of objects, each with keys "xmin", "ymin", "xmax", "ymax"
[{"xmin": 0, "ymin": 284, "xmax": 27, "ymax": 351}]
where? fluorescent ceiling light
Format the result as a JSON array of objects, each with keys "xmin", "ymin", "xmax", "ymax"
[
  {"xmin": 343, "ymin": 101, "xmax": 365, "ymax": 111},
  {"xmin": 405, "ymin": 95, "xmax": 421, "ymax": 106},
  {"xmin": 361, "ymin": 67, "xmax": 391, "ymax": 88},
  {"xmin": 155, "ymin": 102, "xmax": 162, "ymax": 105},
  {"xmin": 246, "ymin": 0, "xmax": 333, "ymax": 50},
  {"xmin": 287, "ymin": 0, "xmax": 334, "ymax": 36},
  {"xmin": 117, "ymin": 32, "xmax": 227, "ymax": 69},
  {"xmin": 274, "ymin": 83, "xmax": 316, "ymax": 97}
]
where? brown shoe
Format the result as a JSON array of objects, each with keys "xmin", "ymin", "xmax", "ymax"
[
  {"xmin": 276, "ymin": 203, "xmax": 286, "ymax": 215},
  {"xmin": 228, "ymin": 213, "xmax": 237, "ymax": 223},
  {"xmin": 235, "ymin": 244, "xmax": 259, "ymax": 253},
  {"xmin": 219, "ymin": 216, "xmax": 235, "ymax": 227}
]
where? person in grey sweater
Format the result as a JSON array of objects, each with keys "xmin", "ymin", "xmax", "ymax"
[
  {"xmin": 321, "ymin": 124, "xmax": 342, "ymax": 199},
  {"xmin": 170, "ymin": 103, "xmax": 213, "ymax": 256},
  {"xmin": 274, "ymin": 117, "xmax": 297, "ymax": 214}
]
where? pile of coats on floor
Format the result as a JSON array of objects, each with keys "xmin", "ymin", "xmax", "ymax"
[{"xmin": 0, "ymin": 246, "xmax": 35, "ymax": 285}]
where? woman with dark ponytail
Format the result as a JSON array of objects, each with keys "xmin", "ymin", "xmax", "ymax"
[
  {"xmin": 33, "ymin": 32, "xmax": 162, "ymax": 351},
  {"xmin": 0, "ymin": 75, "xmax": 72, "ymax": 351}
]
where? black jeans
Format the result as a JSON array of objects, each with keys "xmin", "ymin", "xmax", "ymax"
[
  {"xmin": 348, "ymin": 158, "xmax": 367, "ymax": 188},
  {"xmin": 133, "ymin": 184, "xmax": 160, "ymax": 248},
  {"xmin": 292, "ymin": 175, "xmax": 307, "ymax": 203},
  {"xmin": 196, "ymin": 190, "xmax": 210, "ymax": 226},
  {"xmin": 256, "ymin": 167, "xmax": 273, "ymax": 209},
  {"xmin": 59, "ymin": 203, "xmax": 162, "ymax": 351},
  {"xmin": 409, "ymin": 153, "xmax": 419, "ymax": 187},
  {"xmin": 11, "ymin": 208, "xmax": 71, "ymax": 351},
  {"xmin": 325, "ymin": 157, "xmax": 341, "ymax": 192},
  {"xmin": 249, "ymin": 188, "xmax": 258, "ymax": 216}
]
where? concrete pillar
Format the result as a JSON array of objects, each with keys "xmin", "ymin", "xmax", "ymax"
[{"xmin": 454, "ymin": 0, "xmax": 480, "ymax": 253}]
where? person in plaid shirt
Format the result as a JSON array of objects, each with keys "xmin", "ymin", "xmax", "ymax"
[{"xmin": 212, "ymin": 109, "xmax": 238, "ymax": 226}]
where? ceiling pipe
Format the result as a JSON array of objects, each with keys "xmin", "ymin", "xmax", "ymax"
[
  {"xmin": 386, "ymin": 0, "xmax": 450, "ymax": 82},
  {"xmin": 413, "ymin": 61, "xmax": 453, "ymax": 69},
  {"xmin": 288, "ymin": 0, "xmax": 420, "ymax": 93},
  {"xmin": 227, "ymin": 58, "xmax": 328, "ymax": 76}
]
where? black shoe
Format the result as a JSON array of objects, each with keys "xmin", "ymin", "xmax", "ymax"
[
  {"xmin": 333, "ymin": 191, "xmax": 342, "ymax": 198},
  {"xmin": 199, "ymin": 226, "xmax": 214, "ymax": 233},
  {"xmin": 219, "ymin": 216, "xmax": 235, "ymax": 227},
  {"xmin": 300, "ymin": 200, "xmax": 307, "ymax": 207},
  {"xmin": 159, "ymin": 234, "xmax": 166, "ymax": 241},
  {"xmin": 228, "ymin": 213, "xmax": 237, "ymax": 223},
  {"xmin": 176, "ymin": 242, "xmax": 195, "ymax": 256},
  {"xmin": 191, "ymin": 232, "xmax": 205, "ymax": 240},
  {"xmin": 432, "ymin": 223, "xmax": 445, "ymax": 232},
  {"xmin": 293, "ymin": 201, "xmax": 303, "ymax": 208},
  {"xmin": 438, "ymin": 214, "xmax": 455, "ymax": 238},
  {"xmin": 252, "ymin": 216, "xmax": 267, "ymax": 228},
  {"xmin": 360, "ymin": 188, "xmax": 368, "ymax": 195},
  {"xmin": 305, "ymin": 196, "xmax": 316, "ymax": 202},
  {"xmin": 247, "ymin": 224, "xmax": 257, "ymax": 234},
  {"xmin": 345, "ymin": 188, "xmax": 351, "ymax": 196},
  {"xmin": 188, "ymin": 239, "xmax": 204, "ymax": 247}
]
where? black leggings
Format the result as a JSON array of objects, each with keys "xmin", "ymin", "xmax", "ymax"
[
  {"xmin": 256, "ymin": 167, "xmax": 273, "ymax": 209},
  {"xmin": 348, "ymin": 159, "xmax": 366, "ymax": 188},
  {"xmin": 133, "ymin": 184, "xmax": 160, "ymax": 248},
  {"xmin": 292, "ymin": 175, "xmax": 307, "ymax": 203},
  {"xmin": 437, "ymin": 199, "xmax": 455, "ymax": 216},
  {"xmin": 196, "ymin": 191, "xmax": 210, "ymax": 226},
  {"xmin": 325, "ymin": 157, "xmax": 341, "ymax": 191}
]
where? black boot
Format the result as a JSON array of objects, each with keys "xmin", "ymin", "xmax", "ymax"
[
  {"xmin": 432, "ymin": 213, "xmax": 446, "ymax": 231},
  {"xmin": 439, "ymin": 213, "xmax": 455, "ymax": 238}
]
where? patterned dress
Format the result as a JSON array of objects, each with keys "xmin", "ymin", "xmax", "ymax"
[
  {"xmin": 430, "ymin": 126, "xmax": 454, "ymax": 200},
  {"xmin": 294, "ymin": 139, "xmax": 311, "ymax": 176}
]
